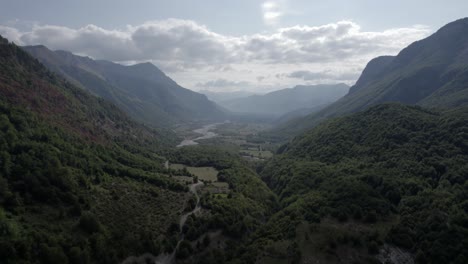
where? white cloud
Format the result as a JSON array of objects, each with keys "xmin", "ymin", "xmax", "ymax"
[
  {"xmin": 0, "ymin": 25, "xmax": 22, "ymax": 44},
  {"xmin": 0, "ymin": 19, "xmax": 432, "ymax": 92},
  {"xmin": 287, "ymin": 70, "xmax": 361, "ymax": 82},
  {"xmin": 262, "ymin": 1, "xmax": 283, "ymax": 26}
]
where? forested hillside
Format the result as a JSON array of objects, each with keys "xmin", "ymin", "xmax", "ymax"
[
  {"xmin": 249, "ymin": 104, "xmax": 468, "ymax": 264},
  {"xmin": 0, "ymin": 36, "xmax": 279, "ymax": 264},
  {"xmin": 0, "ymin": 35, "xmax": 193, "ymax": 263}
]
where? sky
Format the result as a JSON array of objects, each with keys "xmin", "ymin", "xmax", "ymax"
[{"xmin": 0, "ymin": 0, "xmax": 467, "ymax": 93}]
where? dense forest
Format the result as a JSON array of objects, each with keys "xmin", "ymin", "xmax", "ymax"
[
  {"xmin": 0, "ymin": 36, "xmax": 278, "ymax": 263},
  {"xmin": 0, "ymin": 36, "xmax": 189, "ymax": 263},
  {"xmin": 251, "ymin": 104, "xmax": 468, "ymax": 263}
]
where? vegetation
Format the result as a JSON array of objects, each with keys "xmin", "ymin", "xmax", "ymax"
[
  {"xmin": 167, "ymin": 146, "xmax": 278, "ymax": 263},
  {"xmin": 2, "ymin": 16, "xmax": 468, "ymax": 264},
  {"xmin": 0, "ymin": 36, "xmax": 280, "ymax": 264},
  {"xmin": 0, "ymin": 36, "xmax": 190, "ymax": 263},
  {"xmin": 170, "ymin": 164, "xmax": 219, "ymax": 182},
  {"xmin": 245, "ymin": 104, "xmax": 468, "ymax": 263}
]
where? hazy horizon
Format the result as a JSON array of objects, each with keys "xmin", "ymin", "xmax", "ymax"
[{"xmin": 1, "ymin": 0, "xmax": 467, "ymax": 92}]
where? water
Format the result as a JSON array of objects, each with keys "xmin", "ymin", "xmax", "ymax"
[{"xmin": 176, "ymin": 123, "xmax": 221, "ymax": 147}]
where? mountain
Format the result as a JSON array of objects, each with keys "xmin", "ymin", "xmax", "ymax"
[
  {"xmin": 219, "ymin": 83, "xmax": 349, "ymax": 117},
  {"xmin": 276, "ymin": 17, "xmax": 468, "ymax": 136},
  {"xmin": 0, "ymin": 36, "xmax": 278, "ymax": 264},
  {"xmin": 199, "ymin": 90, "xmax": 258, "ymax": 103},
  {"xmin": 248, "ymin": 103, "xmax": 468, "ymax": 263},
  {"xmin": 23, "ymin": 45, "xmax": 226, "ymax": 127},
  {"xmin": 274, "ymin": 104, "xmax": 326, "ymax": 125},
  {"xmin": 0, "ymin": 35, "xmax": 196, "ymax": 263}
]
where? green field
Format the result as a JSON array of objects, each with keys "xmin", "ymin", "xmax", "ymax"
[
  {"xmin": 170, "ymin": 163, "xmax": 186, "ymax": 170},
  {"xmin": 170, "ymin": 163, "xmax": 219, "ymax": 181}
]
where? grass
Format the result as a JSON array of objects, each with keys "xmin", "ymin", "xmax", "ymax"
[
  {"xmin": 170, "ymin": 163, "xmax": 219, "ymax": 181},
  {"xmin": 187, "ymin": 167, "xmax": 219, "ymax": 181},
  {"xmin": 170, "ymin": 163, "xmax": 186, "ymax": 170}
]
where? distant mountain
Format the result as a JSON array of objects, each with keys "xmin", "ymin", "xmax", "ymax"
[
  {"xmin": 23, "ymin": 45, "xmax": 226, "ymax": 127},
  {"xmin": 276, "ymin": 17, "xmax": 468, "ymax": 136},
  {"xmin": 274, "ymin": 105, "xmax": 326, "ymax": 125},
  {"xmin": 199, "ymin": 90, "xmax": 258, "ymax": 103},
  {"xmin": 219, "ymin": 84, "xmax": 349, "ymax": 117}
]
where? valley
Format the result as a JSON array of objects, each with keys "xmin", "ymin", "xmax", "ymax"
[
  {"xmin": 1, "ymin": 10, "xmax": 468, "ymax": 264},
  {"xmin": 176, "ymin": 123, "xmax": 222, "ymax": 147}
]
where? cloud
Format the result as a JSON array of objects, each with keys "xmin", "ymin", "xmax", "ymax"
[
  {"xmin": 0, "ymin": 19, "xmax": 432, "ymax": 91},
  {"xmin": 262, "ymin": 1, "xmax": 283, "ymax": 26},
  {"xmin": 0, "ymin": 20, "xmax": 430, "ymax": 65},
  {"xmin": 195, "ymin": 79, "xmax": 251, "ymax": 89},
  {"xmin": 0, "ymin": 25, "xmax": 22, "ymax": 44},
  {"xmin": 288, "ymin": 70, "xmax": 331, "ymax": 80},
  {"xmin": 287, "ymin": 70, "xmax": 361, "ymax": 82}
]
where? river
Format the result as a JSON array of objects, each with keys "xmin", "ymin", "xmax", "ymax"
[{"xmin": 176, "ymin": 123, "xmax": 222, "ymax": 147}]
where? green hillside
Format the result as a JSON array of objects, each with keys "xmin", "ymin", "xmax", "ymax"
[
  {"xmin": 0, "ymin": 36, "xmax": 190, "ymax": 263},
  {"xmin": 0, "ymin": 36, "xmax": 276, "ymax": 264},
  {"xmin": 248, "ymin": 104, "xmax": 468, "ymax": 264}
]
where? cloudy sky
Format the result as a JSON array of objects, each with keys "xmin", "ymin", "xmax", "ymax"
[{"xmin": 1, "ymin": 0, "xmax": 467, "ymax": 93}]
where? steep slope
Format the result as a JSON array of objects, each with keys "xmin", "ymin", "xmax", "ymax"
[
  {"xmin": 220, "ymin": 84, "xmax": 349, "ymax": 116},
  {"xmin": 0, "ymin": 36, "xmax": 278, "ymax": 264},
  {"xmin": 0, "ymin": 35, "xmax": 192, "ymax": 263},
  {"xmin": 249, "ymin": 103, "xmax": 468, "ymax": 264},
  {"xmin": 23, "ymin": 45, "xmax": 226, "ymax": 127},
  {"xmin": 277, "ymin": 17, "xmax": 468, "ymax": 136}
]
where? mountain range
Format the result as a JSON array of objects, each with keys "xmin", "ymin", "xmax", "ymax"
[
  {"xmin": 23, "ymin": 45, "xmax": 226, "ymax": 127},
  {"xmin": 275, "ymin": 17, "xmax": 468, "ymax": 136},
  {"xmin": 2, "ymin": 15, "xmax": 468, "ymax": 264},
  {"xmin": 218, "ymin": 84, "xmax": 349, "ymax": 117},
  {"xmin": 199, "ymin": 90, "xmax": 258, "ymax": 103},
  {"xmin": 0, "ymin": 34, "xmax": 275, "ymax": 264}
]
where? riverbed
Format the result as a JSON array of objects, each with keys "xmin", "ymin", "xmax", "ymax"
[{"xmin": 176, "ymin": 123, "xmax": 221, "ymax": 147}]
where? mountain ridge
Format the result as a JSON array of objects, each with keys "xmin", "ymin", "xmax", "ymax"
[
  {"xmin": 274, "ymin": 17, "xmax": 468, "ymax": 137},
  {"xmin": 220, "ymin": 83, "xmax": 349, "ymax": 117},
  {"xmin": 23, "ymin": 45, "xmax": 226, "ymax": 127}
]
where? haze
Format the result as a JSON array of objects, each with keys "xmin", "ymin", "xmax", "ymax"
[{"xmin": 1, "ymin": 0, "xmax": 467, "ymax": 92}]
